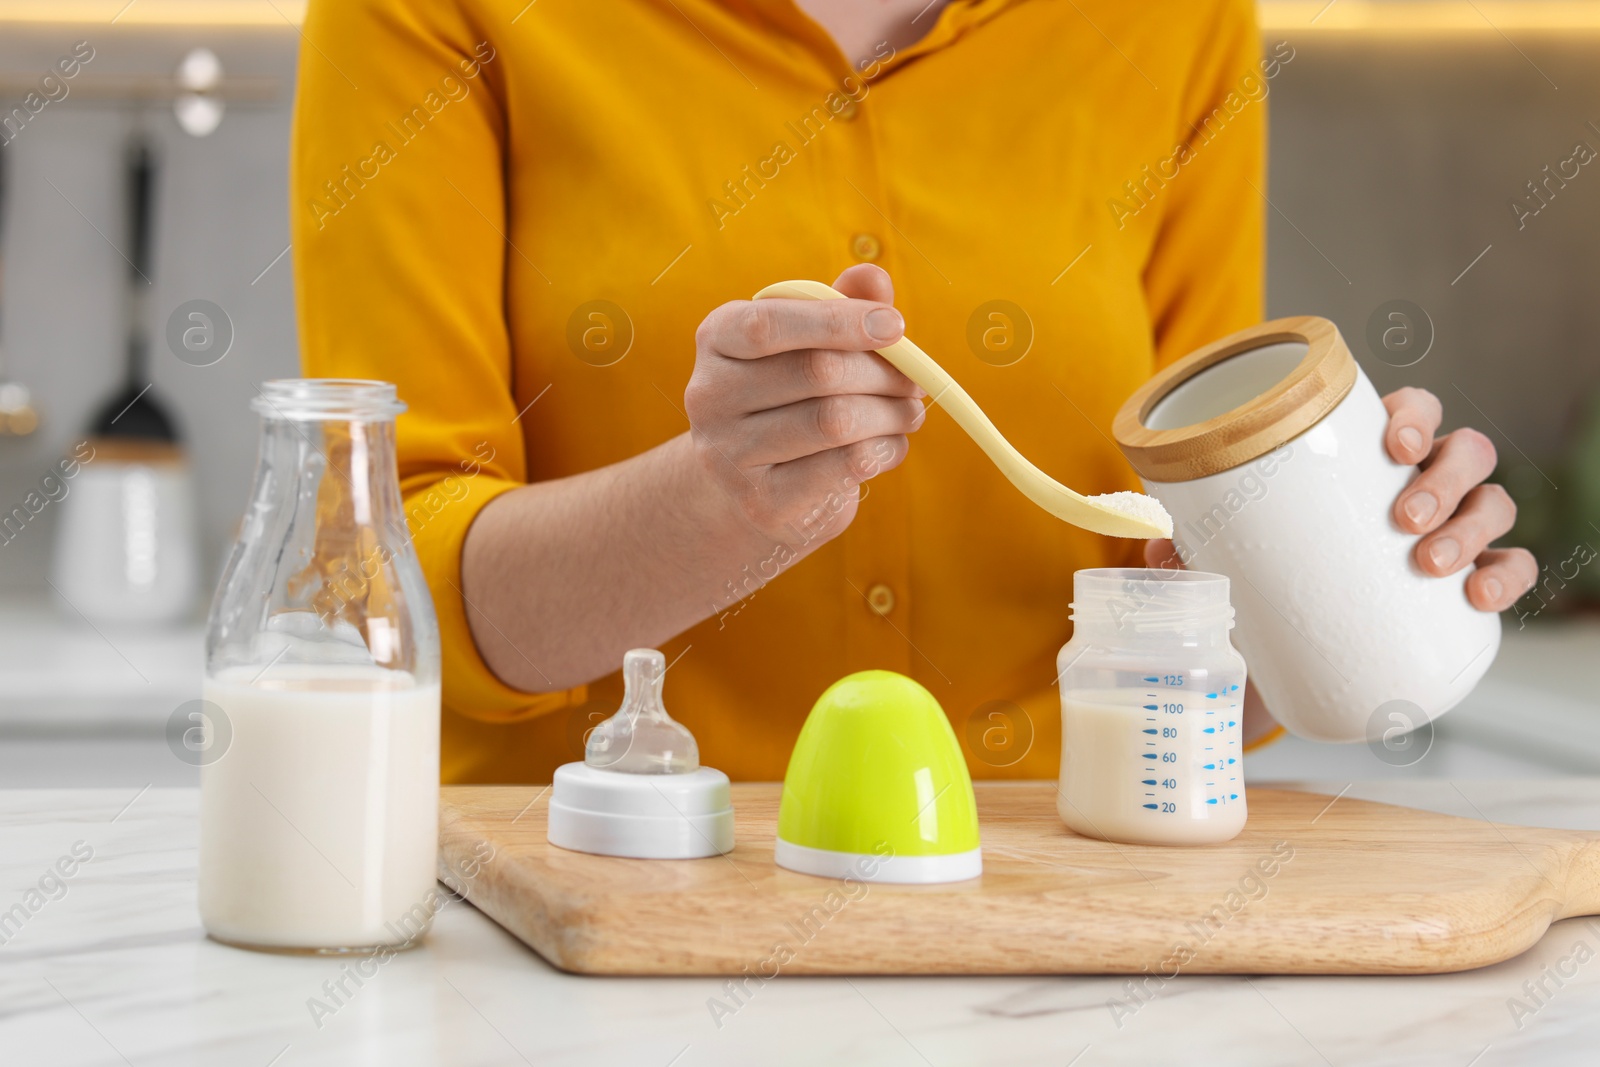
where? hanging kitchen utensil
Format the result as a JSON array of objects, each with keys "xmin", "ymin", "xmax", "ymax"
[
  {"xmin": 87, "ymin": 135, "xmax": 179, "ymax": 442},
  {"xmin": 50, "ymin": 131, "xmax": 199, "ymax": 625}
]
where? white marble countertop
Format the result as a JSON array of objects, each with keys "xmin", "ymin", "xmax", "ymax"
[{"xmin": 4, "ymin": 781, "xmax": 1600, "ymax": 1066}]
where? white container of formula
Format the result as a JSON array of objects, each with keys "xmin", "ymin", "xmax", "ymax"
[{"xmin": 1112, "ymin": 317, "xmax": 1500, "ymax": 744}]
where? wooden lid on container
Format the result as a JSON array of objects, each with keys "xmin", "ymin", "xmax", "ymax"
[{"xmin": 1113, "ymin": 316, "xmax": 1357, "ymax": 482}]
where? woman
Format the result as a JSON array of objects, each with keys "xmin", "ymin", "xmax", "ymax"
[{"xmin": 292, "ymin": 0, "xmax": 1533, "ymax": 782}]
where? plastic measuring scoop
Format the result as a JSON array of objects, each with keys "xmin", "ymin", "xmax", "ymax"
[{"xmin": 752, "ymin": 279, "xmax": 1173, "ymax": 540}]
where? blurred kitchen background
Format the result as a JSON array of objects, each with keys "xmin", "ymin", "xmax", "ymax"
[{"xmin": 0, "ymin": 0, "xmax": 1596, "ymax": 785}]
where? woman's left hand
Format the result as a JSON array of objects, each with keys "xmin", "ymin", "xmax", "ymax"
[
  {"xmin": 1144, "ymin": 387, "xmax": 1535, "ymax": 745},
  {"xmin": 1144, "ymin": 387, "xmax": 1538, "ymax": 613},
  {"xmin": 1380, "ymin": 386, "xmax": 1537, "ymax": 612}
]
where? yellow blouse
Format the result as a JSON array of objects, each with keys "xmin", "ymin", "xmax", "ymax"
[{"xmin": 292, "ymin": 0, "xmax": 1268, "ymax": 783}]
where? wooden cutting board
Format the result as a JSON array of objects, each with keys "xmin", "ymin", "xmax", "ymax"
[{"xmin": 437, "ymin": 782, "xmax": 1600, "ymax": 976}]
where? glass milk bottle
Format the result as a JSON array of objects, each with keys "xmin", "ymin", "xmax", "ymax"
[
  {"xmin": 1057, "ymin": 568, "xmax": 1248, "ymax": 846},
  {"xmin": 199, "ymin": 380, "xmax": 441, "ymax": 953}
]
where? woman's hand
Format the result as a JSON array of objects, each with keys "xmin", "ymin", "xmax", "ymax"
[
  {"xmin": 1145, "ymin": 388, "xmax": 1536, "ymax": 611},
  {"xmin": 684, "ymin": 263, "xmax": 926, "ymax": 546},
  {"xmin": 1142, "ymin": 387, "xmax": 1535, "ymax": 745},
  {"xmin": 1381, "ymin": 387, "xmax": 1537, "ymax": 611},
  {"xmin": 463, "ymin": 264, "xmax": 926, "ymax": 691}
]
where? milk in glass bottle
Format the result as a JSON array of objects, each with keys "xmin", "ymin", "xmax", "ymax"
[{"xmin": 199, "ymin": 379, "xmax": 440, "ymax": 953}]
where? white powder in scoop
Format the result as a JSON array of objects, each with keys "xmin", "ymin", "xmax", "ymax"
[{"xmin": 1088, "ymin": 491, "xmax": 1174, "ymax": 537}]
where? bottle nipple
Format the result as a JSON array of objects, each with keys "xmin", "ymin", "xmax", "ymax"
[{"xmin": 585, "ymin": 648, "xmax": 700, "ymax": 774}]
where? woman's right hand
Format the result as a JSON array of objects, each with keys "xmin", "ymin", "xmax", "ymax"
[{"xmin": 684, "ymin": 264, "xmax": 927, "ymax": 547}]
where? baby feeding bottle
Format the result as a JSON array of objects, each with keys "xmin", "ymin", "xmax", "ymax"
[
  {"xmin": 547, "ymin": 648, "xmax": 735, "ymax": 860},
  {"xmin": 198, "ymin": 380, "xmax": 441, "ymax": 953},
  {"xmin": 1113, "ymin": 317, "xmax": 1500, "ymax": 743},
  {"xmin": 1057, "ymin": 567, "xmax": 1247, "ymax": 846}
]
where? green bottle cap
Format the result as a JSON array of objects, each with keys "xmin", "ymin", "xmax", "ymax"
[{"xmin": 776, "ymin": 671, "xmax": 981, "ymax": 884}]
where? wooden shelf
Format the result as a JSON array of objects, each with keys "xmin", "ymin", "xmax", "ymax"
[
  {"xmin": 0, "ymin": 0, "xmax": 306, "ymax": 26},
  {"xmin": 7, "ymin": 0, "xmax": 1600, "ymax": 32},
  {"xmin": 1263, "ymin": 0, "xmax": 1600, "ymax": 34}
]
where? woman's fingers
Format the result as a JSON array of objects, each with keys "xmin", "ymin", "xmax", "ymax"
[
  {"xmin": 750, "ymin": 435, "xmax": 911, "ymax": 535},
  {"xmin": 686, "ymin": 273, "xmax": 921, "ymax": 547},
  {"xmin": 1465, "ymin": 546, "xmax": 1539, "ymax": 611},
  {"xmin": 734, "ymin": 394, "xmax": 926, "ymax": 466},
  {"xmin": 1166, "ymin": 386, "xmax": 1526, "ymax": 616},
  {"xmin": 1381, "ymin": 388, "xmax": 1529, "ymax": 617},
  {"xmin": 1394, "ymin": 427, "xmax": 1498, "ymax": 535},
  {"xmin": 1382, "ymin": 386, "xmax": 1443, "ymax": 465},
  {"xmin": 699, "ymin": 296, "xmax": 904, "ymax": 361},
  {"xmin": 1143, "ymin": 538, "xmax": 1183, "ymax": 569},
  {"xmin": 833, "ymin": 262, "xmax": 895, "ymax": 305},
  {"xmin": 1414, "ymin": 483, "xmax": 1516, "ymax": 576},
  {"xmin": 705, "ymin": 347, "xmax": 924, "ymax": 413}
]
